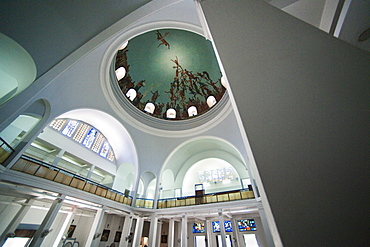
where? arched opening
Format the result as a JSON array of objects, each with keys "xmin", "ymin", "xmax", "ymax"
[
  {"xmin": 160, "ymin": 169, "xmax": 175, "ymax": 198},
  {"xmin": 0, "ymin": 33, "xmax": 37, "ymax": 106},
  {"xmin": 113, "ymin": 162, "xmax": 135, "ymax": 195},
  {"xmin": 182, "ymin": 158, "xmax": 242, "ymax": 196},
  {"xmin": 160, "ymin": 137, "xmax": 251, "ymax": 199}
]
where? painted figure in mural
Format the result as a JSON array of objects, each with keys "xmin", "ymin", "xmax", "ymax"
[
  {"xmin": 134, "ymin": 80, "xmax": 146, "ymax": 91},
  {"xmin": 151, "ymin": 90, "xmax": 160, "ymax": 103},
  {"xmin": 156, "ymin": 30, "xmax": 170, "ymax": 49}
]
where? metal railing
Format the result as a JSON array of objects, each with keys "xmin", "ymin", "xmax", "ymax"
[
  {"xmin": 157, "ymin": 189, "xmax": 255, "ymax": 209},
  {"xmin": 11, "ymin": 155, "xmax": 132, "ymax": 206},
  {"xmin": 0, "ymin": 137, "xmax": 15, "ymax": 166}
]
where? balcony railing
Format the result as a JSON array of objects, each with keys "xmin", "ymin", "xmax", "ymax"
[
  {"xmin": 0, "ymin": 137, "xmax": 15, "ymax": 166},
  {"xmin": 157, "ymin": 189, "xmax": 255, "ymax": 209},
  {"xmin": 11, "ymin": 155, "xmax": 132, "ymax": 206},
  {"xmin": 135, "ymin": 197, "xmax": 154, "ymax": 208}
]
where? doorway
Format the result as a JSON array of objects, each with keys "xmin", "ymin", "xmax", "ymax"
[
  {"xmin": 216, "ymin": 235, "xmax": 233, "ymax": 247},
  {"xmin": 194, "ymin": 235, "xmax": 206, "ymax": 247}
]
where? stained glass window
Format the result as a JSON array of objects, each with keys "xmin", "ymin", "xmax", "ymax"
[
  {"xmin": 82, "ymin": 128, "xmax": 97, "ymax": 148},
  {"xmin": 49, "ymin": 118, "xmax": 115, "ymax": 162},
  {"xmin": 62, "ymin": 120, "xmax": 79, "ymax": 137}
]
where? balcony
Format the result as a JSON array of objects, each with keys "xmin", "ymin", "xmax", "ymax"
[
  {"xmin": 157, "ymin": 189, "xmax": 255, "ymax": 209},
  {"xmin": 11, "ymin": 155, "xmax": 132, "ymax": 205}
]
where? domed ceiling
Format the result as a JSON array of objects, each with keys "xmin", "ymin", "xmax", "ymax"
[{"xmin": 114, "ymin": 29, "xmax": 226, "ymax": 120}]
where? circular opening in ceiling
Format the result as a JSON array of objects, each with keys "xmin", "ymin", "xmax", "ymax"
[{"xmin": 113, "ymin": 28, "xmax": 226, "ymax": 121}]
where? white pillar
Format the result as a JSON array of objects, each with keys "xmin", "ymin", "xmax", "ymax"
[
  {"xmin": 148, "ymin": 215, "xmax": 158, "ymax": 247},
  {"xmin": 218, "ymin": 210, "xmax": 227, "ymax": 247},
  {"xmin": 168, "ymin": 218, "xmax": 175, "ymax": 247},
  {"xmin": 206, "ymin": 218, "xmax": 213, "ymax": 247},
  {"xmin": 258, "ymin": 205, "xmax": 275, "ymax": 247},
  {"xmin": 86, "ymin": 164, "xmax": 96, "ymax": 179},
  {"xmin": 132, "ymin": 217, "xmax": 144, "ymax": 247},
  {"xmin": 156, "ymin": 219, "xmax": 162, "ymax": 247},
  {"xmin": 52, "ymin": 207, "xmax": 75, "ymax": 247},
  {"xmin": 29, "ymin": 195, "xmax": 66, "ymax": 247},
  {"xmin": 51, "ymin": 149, "xmax": 65, "ymax": 167},
  {"xmin": 85, "ymin": 206, "xmax": 106, "ymax": 247},
  {"xmin": 119, "ymin": 215, "xmax": 133, "ymax": 247},
  {"xmin": 0, "ymin": 198, "xmax": 35, "ymax": 246},
  {"xmin": 181, "ymin": 214, "xmax": 187, "ymax": 247}
]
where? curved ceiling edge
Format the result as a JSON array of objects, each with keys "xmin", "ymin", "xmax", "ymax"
[{"xmin": 100, "ymin": 21, "xmax": 232, "ymax": 138}]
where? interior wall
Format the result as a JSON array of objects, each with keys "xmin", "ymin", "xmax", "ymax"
[{"xmin": 200, "ymin": 0, "xmax": 370, "ymax": 246}]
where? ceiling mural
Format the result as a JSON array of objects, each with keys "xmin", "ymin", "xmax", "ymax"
[{"xmin": 115, "ymin": 29, "xmax": 226, "ymax": 120}]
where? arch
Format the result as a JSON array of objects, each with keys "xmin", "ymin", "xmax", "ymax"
[
  {"xmin": 182, "ymin": 158, "xmax": 242, "ymax": 196},
  {"xmin": 0, "ymin": 99, "xmax": 49, "ymax": 150},
  {"xmin": 0, "ymin": 33, "xmax": 37, "ymax": 106},
  {"xmin": 140, "ymin": 171, "xmax": 157, "ymax": 199},
  {"xmin": 160, "ymin": 169, "xmax": 175, "ymax": 198},
  {"xmin": 113, "ymin": 162, "xmax": 135, "ymax": 194},
  {"xmin": 56, "ymin": 108, "xmax": 137, "ymax": 168},
  {"xmin": 159, "ymin": 136, "xmax": 249, "ymax": 197},
  {"xmin": 146, "ymin": 178, "xmax": 157, "ymax": 199}
]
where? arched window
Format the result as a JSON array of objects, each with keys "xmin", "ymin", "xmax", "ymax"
[
  {"xmin": 115, "ymin": 67, "xmax": 126, "ymax": 81},
  {"xmin": 144, "ymin": 102, "xmax": 155, "ymax": 114},
  {"xmin": 221, "ymin": 76, "xmax": 228, "ymax": 89},
  {"xmin": 118, "ymin": 41, "xmax": 128, "ymax": 50},
  {"xmin": 207, "ymin": 96, "xmax": 217, "ymax": 107},
  {"xmin": 126, "ymin": 88, "xmax": 137, "ymax": 101},
  {"xmin": 49, "ymin": 118, "xmax": 115, "ymax": 162},
  {"xmin": 166, "ymin": 108, "xmax": 176, "ymax": 119},
  {"xmin": 188, "ymin": 106, "xmax": 198, "ymax": 117}
]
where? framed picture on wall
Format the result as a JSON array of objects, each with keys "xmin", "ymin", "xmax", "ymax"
[
  {"xmin": 100, "ymin": 229, "xmax": 110, "ymax": 242},
  {"xmin": 161, "ymin": 235, "xmax": 168, "ymax": 243},
  {"xmin": 67, "ymin": 225, "xmax": 76, "ymax": 238},
  {"xmin": 114, "ymin": 231, "xmax": 122, "ymax": 242}
]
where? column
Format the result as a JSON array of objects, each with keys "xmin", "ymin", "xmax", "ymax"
[
  {"xmin": 168, "ymin": 218, "xmax": 175, "ymax": 247},
  {"xmin": 205, "ymin": 218, "xmax": 213, "ymax": 247},
  {"xmin": 51, "ymin": 149, "xmax": 65, "ymax": 167},
  {"xmin": 156, "ymin": 219, "xmax": 162, "ymax": 247},
  {"xmin": 85, "ymin": 206, "xmax": 106, "ymax": 247},
  {"xmin": 258, "ymin": 205, "xmax": 275, "ymax": 247},
  {"xmin": 86, "ymin": 164, "xmax": 96, "ymax": 180},
  {"xmin": 119, "ymin": 215, "xmax": 133, "ymax": 247},
  {"xmin": 28, "ymin": 195, "xmax": 66, "ymax": 247},
  {"xmin": 132, "ymin": 217, "xmax": 144, "ymax": 247},
  {"xmin": 52, "ymin": 206, "xmax": 75, "ymax": 247},
  {"xmin": 148, "ymin": 215, "xmax": 158, "ymax": 247},
  {"xmin": 0, "ymin": 198, "xmax": 35, "ymax": 246},
  {"xmin": 181, "ymin": 214, "xmax": 187, "ymax": 247},
  {"xmin": 218, "ymin": 210, "xmax": 227, "ymax": 247}
]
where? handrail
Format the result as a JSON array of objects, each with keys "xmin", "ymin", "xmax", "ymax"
[
  {"xmin": 11, "ymin": 155, "xmax": 132, "ymax": 205},
  {"xmin": 0, "ymin": 137, "xmax": 15, "ymax": 152},
  {"xmin": 0, "ymin": 137, "xmax": 15, "ymax": 165},
  {"xmin": 21, "ymin": 155, "xmax": 116, "ymax": 193},
  {"xmin": 135, "ymin": 197, "xmax": 154, "ymax": 209},
  {"xmin": 157, "ymin": 188, "xmax": 255, "ymax": 209}
]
